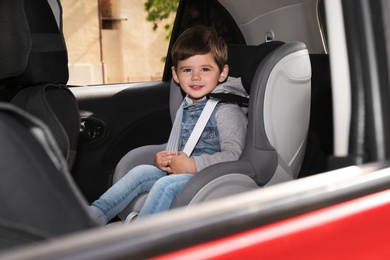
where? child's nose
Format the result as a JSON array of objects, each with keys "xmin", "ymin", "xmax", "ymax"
[{"xmin": 191, "ymin": 71, "xmax": 201, "ymax": 80}]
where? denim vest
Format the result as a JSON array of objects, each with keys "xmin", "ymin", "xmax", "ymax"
[{"xmin": 178, "ymin": 99, "xmax": 220, "ymax": 156}]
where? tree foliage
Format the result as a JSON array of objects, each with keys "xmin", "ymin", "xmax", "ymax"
[{"xmin": 144, "ymin": 0, "xmax": 179, "ymax": 39}]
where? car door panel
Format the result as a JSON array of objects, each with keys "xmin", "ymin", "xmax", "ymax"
[{"xmin": 70, "ymin": 81, "xmax": 171, "ymax": 202}]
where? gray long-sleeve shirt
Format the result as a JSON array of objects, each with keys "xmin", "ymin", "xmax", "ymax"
[{"xmin": 194, "ymin": 77, "xmax": 248, "ymax": 171}]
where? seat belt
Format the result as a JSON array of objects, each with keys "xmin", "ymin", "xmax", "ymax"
[
  {"xmin": 166, "ymin": 97, "xmax": 220, "ymax": 156},
  {"xmin": 182, "ymin": 98, "xmax": 219, "ymax": 156}
]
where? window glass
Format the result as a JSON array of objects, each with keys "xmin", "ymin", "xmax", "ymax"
[
  {"xmin": 62, "ymin": 0, "xmax": 177, "ymax": 85},
  {"xmin": 162, "ymin": 0, "xmax": 245, "ymax": 80},
  {"xmin": 173, "ymin": 0, "xmax": 245, "ymax": 44},
  {"xmin": 62, "ymin": 0, "xmax": 243, "ymax": 85}
]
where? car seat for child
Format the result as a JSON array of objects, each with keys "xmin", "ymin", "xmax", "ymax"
[
  {"xmin": 0, "ymin": 0, "xmax": 80, "ymax": 169},
  {"xmin": 113, "ymin": 41, "xmax": 311, "ymax": 219}
]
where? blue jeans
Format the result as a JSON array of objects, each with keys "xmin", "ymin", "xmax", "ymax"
[
  {"xmin": 90, "ymin": 164, "xmax": 193, "ymax": 224},
  {"xmin": 138, "ymin": 172, "xmax": 193, "ymax": 217}
]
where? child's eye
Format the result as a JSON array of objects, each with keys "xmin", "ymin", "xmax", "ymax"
[
  {"xmin": 182, "ymin": 68, "xmax": 192, "ymax": 73},
  {"xmin": 201, "ymin": 68, "xmax": 211, "ymax": 72}
]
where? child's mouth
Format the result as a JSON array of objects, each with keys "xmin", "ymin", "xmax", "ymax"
[{"xmin": 190, "ymin": 85, "xmax": 204, "ymax": 90}]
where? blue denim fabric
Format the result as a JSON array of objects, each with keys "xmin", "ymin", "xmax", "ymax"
[
  {"xmin": 90, "ymin": 165, "xmax": 166, "ymax": 224},
  {"xmin": 138, "ymin": 173, "xmax": 193, "ymax": 217},
  {"xmin": 179, "ymin": 98, "xmax": 220, "ymax": 156},
  {"xmin": 90, "ymin": 166, "xmax": 193, "ymax": 223},
  {"xmin": 90, "ymin": 99, "xmax": 222, "ymax": 223}
]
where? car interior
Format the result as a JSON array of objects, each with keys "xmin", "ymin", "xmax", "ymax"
[
  {"xmin": 114, "ymin": 41, "xmax": 312, "ymax": 219},
  {"xmin": 0, "ymin": 0, "xmax": 80, "ymax": 170},
  {"xmin": 0, "ymin": 0, "xmax": 338, "ymax": 255},
  {"xmin": 0, "ymin": 0, "xmax": 99, "ymax": 249}
]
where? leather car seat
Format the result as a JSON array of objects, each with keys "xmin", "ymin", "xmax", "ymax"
[
  {"xmin": 0, "ymin": 103, "xmax": 97, "ymax": 250},
  {"xmin": 0, "ymin": 0, "xmax": 80, "ymax": 169},
  {"xmin": 172, "ymin": 41, "xmax": 311, "ymax": 207},
  {"xmin": 113, "ymin": 41, "xmax": 312, "ymax": 219}
]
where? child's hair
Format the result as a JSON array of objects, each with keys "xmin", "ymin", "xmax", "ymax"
[{"xmin": 171, "ymin": 25, "xmax": 228, "ymax": 71}]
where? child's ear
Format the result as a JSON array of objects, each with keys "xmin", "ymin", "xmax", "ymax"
[
  {"xmin": 171, "ymin": 66, "xmax": 179, "ymax": 83},
  {"xmin": 219, "ymin": 64, "xmax": 229, "ymax": 82}
]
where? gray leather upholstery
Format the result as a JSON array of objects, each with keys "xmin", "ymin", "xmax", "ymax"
[
  {"xmin": 113, "ymin": 41, "xmax": 311, "ymax": 218},
  {"xmin": 173, "ymin": 42, "xmax": 311, "ymax": 207}
]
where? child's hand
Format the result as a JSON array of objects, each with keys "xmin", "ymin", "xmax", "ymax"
[
  {"xmin": 169, "ymin": 152, "xmax": 197, "ymax": 174},
  {"xmin": 154, "ymin": 151, "xmax": 177, "ymax": 172}
]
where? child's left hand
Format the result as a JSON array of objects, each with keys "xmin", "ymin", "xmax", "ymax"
[
  {"xmin": 154, "ymin": 151, "xmax": 177, "ymax": 172},
  {"xmin": 169, "ymin": 151, "xmax": 197, "ymax": 174}
]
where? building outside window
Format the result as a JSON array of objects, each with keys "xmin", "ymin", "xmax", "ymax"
[{"xmin": 62, "ymin": 0, "xmax": 176, "ymax": 85}]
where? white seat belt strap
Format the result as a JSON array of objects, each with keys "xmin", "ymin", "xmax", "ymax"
[
  {"xmin": 182, "ymin": 98, "xmax": 220, "ymax": 156},
  {"xmin": 166, "ymin": 98, "xmax": 220, "ymax": 155},
  {"xmin": 165, "ymin": 102, "xmax": 184, "ymax": 153}
]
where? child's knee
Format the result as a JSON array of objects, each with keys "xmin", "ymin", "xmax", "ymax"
[
  {"xmin": 152, "ymin": 176, "xmax": 184, "ymax": 197},
  {"xmin": 152, "ymin": 177, "xmax": 171, "ymax": 191},
  {"xmin": 130, "ymin": 164, "xmax": 155, "ymax": 174},
  {"xmin": 123, "ymin": 165, "xmax": 156, "ymax": 181}
]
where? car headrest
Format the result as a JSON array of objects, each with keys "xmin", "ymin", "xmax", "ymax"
[
  {"xmin": 240, "ymin": 41, "xmax": 285, "ymax": 94},
  {"xmin": 227, "ymin": 44, "xmax": 259, "ymax": 79},
  {"xmin": 0, "ymin": 0, "xmax": 68, "ymax": 87}
]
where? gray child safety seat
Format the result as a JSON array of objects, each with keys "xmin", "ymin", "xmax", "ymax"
[
  {"xmin": 0, "ymin": 0, "xmax": 80, "ymax": 169},
  {"xmin": 113, "ymin": 41, "xmax": 311, "ymax": 219}
]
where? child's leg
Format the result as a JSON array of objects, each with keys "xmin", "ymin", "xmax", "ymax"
[
  {"xmin": 137, "ymin": 173, "xmax": 193, "ymax": 217},
  {"xmin": 90, "ymin": 165, "xmax": 166, "ymax": 224}
]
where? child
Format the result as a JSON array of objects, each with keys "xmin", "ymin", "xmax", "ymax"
[{"xmin": 90, "ymin": 25, "xmax": 248, "ymax": 224}]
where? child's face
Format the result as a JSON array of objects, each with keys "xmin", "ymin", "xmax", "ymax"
[{"xmin": 172, "ymin": 53, "xmax": 228, "ymax": 103}]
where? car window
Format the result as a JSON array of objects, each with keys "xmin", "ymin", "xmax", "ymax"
[
  {"xmin": 162, "ymin": 0, "xmax": 245, "ymax": 80},
  {"xmin": 62, "ymin": 0, "xmax": 243, "ymax": 85},
  {"xmin": 173, "ymin": 0, "xmax": 244, "ymax": 44},
  {"xmin": 62, "ymin": 0, "xmax": 178, "ymax": 85}
]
